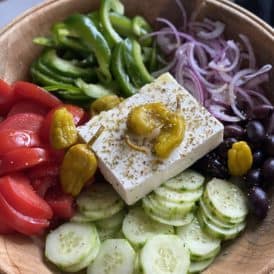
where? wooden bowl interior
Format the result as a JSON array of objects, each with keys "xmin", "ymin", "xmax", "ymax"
[{"xmin": 0, "ymin": 0, "xmax": 273, "ymax": 273}]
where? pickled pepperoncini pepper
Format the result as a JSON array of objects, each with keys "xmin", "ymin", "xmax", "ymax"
[{"xmin": 127, "ymin": 103, "xmax": 185, "ymax": 158}]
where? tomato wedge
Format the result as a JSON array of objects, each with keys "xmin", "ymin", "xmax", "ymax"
[
  {"xmin": 0, "ymin": 113, "xmax": 44, "ymax": 133},
  {"xmin": 0, "ymin": 192, "xmax": 49, "ymax": 235},
  {"xmin": 0, "ymin": 79, "xmax": 16, "ymax": 116},
  {"xmin": 8, "ymin": 100, "xmax": 49, "ymax": 117},
  {"xmin": 0, "ymin": 129, "xmax": 41, "ymax": 155},
  {"xmin": 28, "ymin": 162, "xmax": 59, "ymax": 179},
  {"xmin": 0, "ymin": 148, "xmax": 50, "ymax": 175},
  {"xmin": 13, "ymin": 81, "xmax": 62, "ymax": 109},
  {"xmin": 46, "ymin": 189, "xmax": 75, "ymax": 220},
  {"xmin": 31, "ymin": 176, "xmax": 58, "ymax": 198},
  {"xmin": 64, "ymin": 104, "xmax": 86, "ymax": 125},
  {"xmin": 0, "ymin": 173, "xmax": 53, "ymax": 219},
  {"xmin": 0, "ymin": 218, "xmax": 14, "ymax": 234}
]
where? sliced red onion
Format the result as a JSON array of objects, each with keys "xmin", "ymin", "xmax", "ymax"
[
  {"xmin": 239, "ymin": 34, "xmax": 256, "ymax": 69},
  {"xmin": 197, "ymin": 21, "xmax": 225, "ymax": 40},
  {"xmin": 253, "ymin": 105, "xmax": 274, "ymax": 119},
  {"xmin": 189, "ymin": 43, "xmax": 208, "ymax": 75},
  {"xmin": 245, "ymin": 89, "xmax": 273, "ymax": 105},
  {"xmin": 207, "ymin": 84, "xmax": 228, "ymax": 94},
  {"xmin": 152, "ymin": 56, "xmax": 177, "ymax": 77},
  {"xmin": 208, "ymin": 104, "xmax": 241, "ymax": 122}
]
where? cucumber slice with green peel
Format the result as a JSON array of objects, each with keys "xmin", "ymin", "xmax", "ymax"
[
  {"xmin": 77, "ymin": 183, "xmax": 121, "ymax": 213},
  {"xmin": 82, "ymin": 199, "xmax": 125, "ymax": 221},
  {"xmin": 87, "ymin": 239, "xmax": 136, "ymax": 274},
  {"xmin": 122, "ymin": 207, "xmax": 174, "ymax": 247},
  {"xmin": 164, "ymin": 169, "xmax": 205, "ymax": 191},
  {"xmin": 197, "ymin": 210, "xmax": 246, "ymax": 240},
  {"xmin": 154, "ymin": 186, "xmax": 203, "ymax": 203},
  {"xmin": 140, "ymin": 235, "xmax": 190, "ymax": 274},
  {"xmin": 97, "ymin": 226, "xmax": 119, "ymax": 242},
  {"xmin": 96, "ymin": 209, "xmax": 126, "ymax": 230},
  {"xmin": 60, "ymin": 231, "xmax": 100, "ymax": 272},
  {"xmin": 71, "ymin": 212, "xmax": 92, "ymax": 223},
  {"xmin": 199, "ymin": 199, "xmax": 237, "ymax": 229},
  {"xmin": 188, "ymin": 257, "xmax": 215, "ymax": 273},
  {"xmin": 176, "ymin": 217, "xmax": 221, "ymax": 260},
  {"xmin": 143, "ymin": 202, "xmax": 194, "ymax": 226},
  {"xmin": 204, "ymin": 178, "xmax": 248, "ymax": 223},
  {"xmin": 147, "ymin": 194, "xmax": 194, "ymax": 218},
  {"xmin": 45, "ymin": 222, "xmax": 99, "ymax": 269}
]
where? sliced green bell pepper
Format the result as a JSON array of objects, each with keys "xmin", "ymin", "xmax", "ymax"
[{"xmin": 65, "ymin": 14, "xmax": 112, "ymax": 83}]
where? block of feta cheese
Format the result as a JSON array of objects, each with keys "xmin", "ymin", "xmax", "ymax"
[{"xmin": 78, "ymin": 73, "xmax": 224, "ymax": 205}]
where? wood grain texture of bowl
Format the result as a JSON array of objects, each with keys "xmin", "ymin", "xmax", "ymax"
[{"xmin": 0, "ymin": 0, "xmax": 273, "ymax": 274}]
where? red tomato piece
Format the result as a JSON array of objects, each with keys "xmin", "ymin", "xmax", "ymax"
[
  {"xmin": 8, "ymin": 100, "xmax": 49, "ymax": 117},
  {"xmin": 0, "ymin": 217, "xmax": 14, "ymax": 234},
  {"xmin": 13, "ymin": 81, "xmax": 62, "ymax": 109},
  {"xmin": 0, "ymin": 129, "xmax": 41, "ymax": 155},
  {"xmin": 31, "ymin": 176, "xmax": 58, "ymax": 198},
  {"xmin": 0, "ymin": 192, "xmax": 49, "ymax": 235},
  {"xmin": 0, "ymin": 113, "xmax": 44, "ymax": 133},
  {"xmin": 28, "ymin": 162, "xmax": 59, "ymax": 179},
  {"xmin": 0, "ymin": 148, "xmax": 50, "ymax": 175},
  {"xmin": 0, "ymin": 79, "xmax": 16, "ymax": 116},
  {"xmin": 64, "ymin": 104, "xmax": 86, "ymax": 125},
  {"xmin": 0, "ymin": 173, "xmax": 53, "ymax": 219},
  {"xmin": 46, "ymin": 188, "xmax": 75, "ymax": 220}
]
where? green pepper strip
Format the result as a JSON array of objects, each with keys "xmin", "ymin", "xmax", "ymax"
[
  {"xmin": 35, "ymin": 59, "xmax": 75, "ymax": 84},
  {"xmin": 33, "ymin": 37, "xmax": 56, "ymax": 47},
  {"xmin": 52, "ymin": 23, "xmax": 89, "ymax": 53},
  {"xmin": 111, "ymin": 42, "xmax": 136, "ymax": 97},
  {"xmin": 123, "ymin": 38, "xmax": 153, "ymax": 88},
  {"xmin": 109, "ymin": 12, "xmax": 132, "ymax": 37},
  {"xmin": 100, "ymin": 0, "xmax": 124, "ymax": 46},
  {"xmin": 88, "ymin": 11, "xmax": 102, "ymax": 30},
  {"xmin": 75, "ymin": 78, "xmax": 114, "ymax": 99},
  {"xmin": 41, "ymin": 49, "xmax": 97, "ymax": 81},
  {"xmin": 132, "ymin": 16, "xmax": 152, "ymax": 46},
  {"xmin": 65, "ymin": 14, "xmax": 112, "ymax": 83}
]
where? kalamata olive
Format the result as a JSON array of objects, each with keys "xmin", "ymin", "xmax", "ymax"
[
  {"xmin": 194, "ymin": 153, "xmax": 229, "ymax": 179},
  {"xmin": 248, "ymin": 186, "xmax": 269, "ymax": 219},
  {"xmin": 224, "ymin": 125, "xmax": 245, "ymax": 138},
  {"xmin": 244, "ymin": 169, "xmax": 263, "ymax": 188},
  {"xmin": 253, "ymin": 105, "xmax": 274, "ymax": 119},
  {"xmin": 265, "ymin": 135, "xmax": 274, "ymax": 157},
  {"xmin": 262, "ymin": 158, "xmax": 274, "ymax": 181},
  {"xmin": 246, "ymin": 120, "xmax": 265, "ymax": 143},
  {"xmin": 252, "ymin": 150, "xmax": 265, "ymax": 167},
  {"xmin": 217, "ymin": 138, "xmax": 237, "ymax": 159}
]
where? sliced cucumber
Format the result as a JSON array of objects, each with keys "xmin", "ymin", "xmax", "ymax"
[
  {"xmin": 176, "ymin": 217, "xmax": 221, "ymax": 261},
  {"xmin": 122, "ymin": 207, "xmax": 174, "ymax": 247},
  {"xmin": 140, "ymin": 235, "xmax": 190, "ymax": 274},
  {"xmin": 60, "ymin": 231, "xmax": 100, "ymax": 272},
  {"xmin": 164, "ymin": 169, "xmax": 205, "ymax": 191},
  {"xmin": 145, "ymin": 194, "xmax": 194, "ymax": 219},
  {"xmin": 199, "ymin": 199, "xmax": 236, "ymax": 229},
  {"xmin": 143, "ymin": 201, "xmax": 194, "ymax": 227},
  {"xmin": 87, "ymin": 239, "xmax": 136, "ymax": 274},
  {"xmin": 96, "ymin": 209, "xmax": 126, "ymax": 230},
  {"xmin": 154, "ymin": 186, "xmax": 203, "ymax": 203},
  {"xmin": 188, "ymin": 257, "xmax": 214, "ymax": 273},
  {"xmin": 197, "ymin": 210, "xmax": 246, "ymax": 240},
  {"xmin": 82, "ymin": 199, "xmax": 125, "ymax": 221},
  {"xmin": 204, "ymin": 178, "xmax": 248, "ymax": 223},
  {"xmin": 71, "ymin": 212, "xmax": 92, "ymax": 223},
  {"xmin": 45, "ymin": 222, "xmax": 99, "ymax": 269},
  {"xmin": 77, "ymin": 183, "xmax": 121, "ymax": 213},
  {"xmin": 97, "ymin": 226, "xmax": 119, "ymax": 242}
]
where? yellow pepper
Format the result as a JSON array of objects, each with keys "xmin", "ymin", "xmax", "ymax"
[
  {"xmin": 127, "ymin": 103, "xmax": 186, "ymax": 158},
  {"xmin": 228, "ymin": 141, "xmax": 253, "ymax": 176},
  {"xmin": 60, "ymin": 144, "xmax": 98, "ymax": 196},
  {"xmin": 50, "ymin": 107, "xmax": 78, "ymax": 150},
  {"xmin": 90, "ymin": 95, "xmax": 123, "ymax": 115}
]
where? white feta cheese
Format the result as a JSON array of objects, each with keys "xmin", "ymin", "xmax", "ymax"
[{"xmin": 78, "ymin": 73, "xmax": 224, "ymax": 205}]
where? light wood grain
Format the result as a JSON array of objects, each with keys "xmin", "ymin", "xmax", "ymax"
[{"xmin": 0, "ymin": 0, "xmax": 273, "ymax": 273}]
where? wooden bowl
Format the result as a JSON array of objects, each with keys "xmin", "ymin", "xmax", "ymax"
[{"xmin": 0, "ymin": 0, "xmax": 273, "ymax": 273}]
